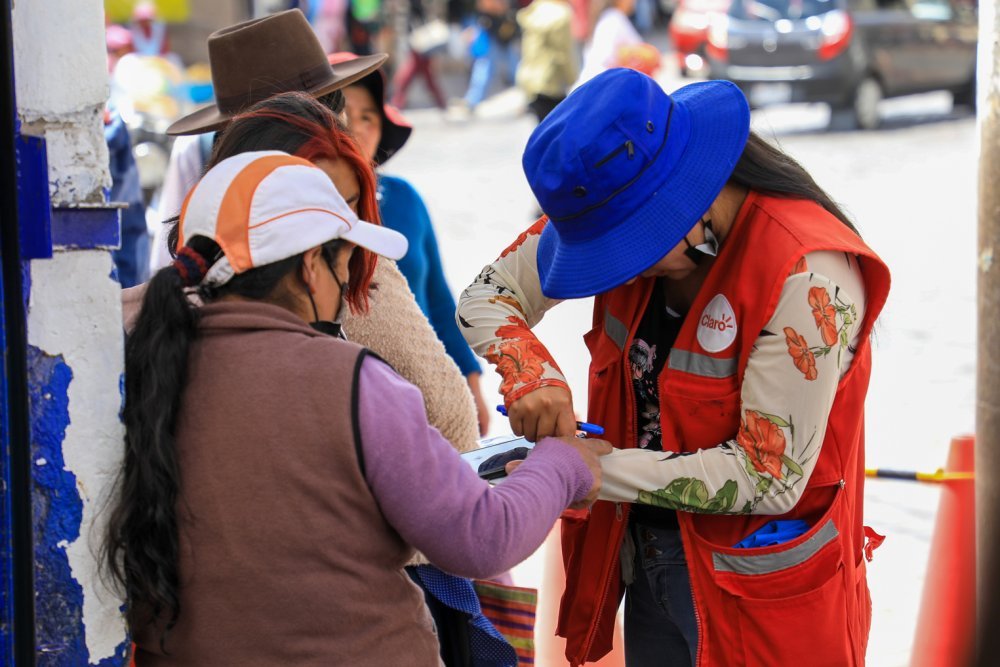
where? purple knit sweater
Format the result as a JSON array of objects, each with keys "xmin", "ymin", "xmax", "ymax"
[{"xmin": 358, "ymin": 356, "xmax": 593, "ymax": 579}]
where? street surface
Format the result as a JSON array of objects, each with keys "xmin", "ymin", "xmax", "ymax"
[{"xmin": 388, "ymin": 64, "xmax": 977, "ymax": 666}]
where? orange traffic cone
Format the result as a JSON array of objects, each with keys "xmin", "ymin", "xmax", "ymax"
[
  {"xmin": 535, "ymin": 521, "xmax": 627, "ymax": 666},
  {"xmin": 910, "ymin": 435, "xmax": 976, "ymax": 667}
]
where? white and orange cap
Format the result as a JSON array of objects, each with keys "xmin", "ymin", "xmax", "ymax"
[{"xmin": 177, "ymin": 151, "xmax": 407, "ymax": 287}]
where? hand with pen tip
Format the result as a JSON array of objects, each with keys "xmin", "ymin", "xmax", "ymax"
[
  {"xmin": 501, "ymin": 385, "xmax": 579, "ymax": 443},
  {"xmin": 496, "ymin": 405, "xmax": 605, "ymax": 437}
]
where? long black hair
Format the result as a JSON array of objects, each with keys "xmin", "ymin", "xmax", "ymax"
[
  {"xmin": 107, "ymin": 95, "xmax": 377, "ymax": 647},
  {"xmin": 104, "ymin": 232, "xmax": 316, "ymax": 645},
  {"xmin": 729, "ymin": 132, "xmax": 860, "ymax": 235}
]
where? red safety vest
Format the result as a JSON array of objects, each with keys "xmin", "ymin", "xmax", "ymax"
[{"xmin": 557, "ymin": 192, "xmax": 890, "ymax": 666}]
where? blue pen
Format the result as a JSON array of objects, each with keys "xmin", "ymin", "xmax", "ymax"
[{"xmin": 496, "ymin": 405, "xmax": 605, "ymax": 436}]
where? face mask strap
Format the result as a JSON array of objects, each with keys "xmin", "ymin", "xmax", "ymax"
[
  {"xmin": 306, "ymin": 249, "xmax": 349, "ymax": 340},
  {"xmin": 683, "ymin": 218, "xmax": 719, "ymax": 266}
]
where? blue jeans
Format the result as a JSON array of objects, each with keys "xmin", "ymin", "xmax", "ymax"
[
  {"xmin": 464, "ymin": 36, "xmax": 519, "ymax": 108},
  {"xmin": 624, "ymin": 520, "xmax": 699, "ymax": 667}
]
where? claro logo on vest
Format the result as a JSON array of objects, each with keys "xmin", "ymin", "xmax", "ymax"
[{"xmin": 697, "ymin": 294, "xmax": 738, "ymax": 353}]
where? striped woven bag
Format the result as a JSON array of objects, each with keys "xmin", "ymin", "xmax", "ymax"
[{"xmin": 473, "ymin": 580, "xmax": 538, "ymax": 665}]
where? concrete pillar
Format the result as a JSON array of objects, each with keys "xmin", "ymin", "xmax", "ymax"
[
  {"xmin": 977, "ymin": 0, "xmax": 1000, "ymax": 663},
  {"xmin": 12, "ymin": 0, "xmax": 128, "ymax": 663}
]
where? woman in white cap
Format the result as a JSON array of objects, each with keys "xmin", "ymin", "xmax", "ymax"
[
  {"xmin": 128, "ymin": 91, "xmax": 483, "ymax": 459},
  {"xmin": 457, "ymin": 69, "xmax": 889, "ymax": 666},
  {"xmin": 201, "ymin": 89, "xmax": 516, "ymax": 664},
  {"xmin": 105, "ymin": 150, "xmax": 610, "ymax": 666}
]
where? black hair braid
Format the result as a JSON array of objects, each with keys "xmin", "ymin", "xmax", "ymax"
[
  {"xmin": 106, "ymin": 260, "xmax": 199, "ymax": 646},
  {"xmin": 105, "ymin": 235, "xmax": 318, "ymax": 647}
]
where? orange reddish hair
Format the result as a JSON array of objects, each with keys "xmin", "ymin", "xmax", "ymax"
[{"xmin": 217, "ymin": 92, "xmax": 379, "ymax": 313}]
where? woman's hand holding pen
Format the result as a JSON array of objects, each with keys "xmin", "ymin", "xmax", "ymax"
[{"xmin": 506, "ymin": 386, "xmax": 577, "ymax": 442}]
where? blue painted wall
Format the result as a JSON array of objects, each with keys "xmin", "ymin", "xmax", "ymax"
[
  {"xmin": 27, "ymin": 346, "xmax": 83, "ymax": 662},
  {"xmin": 0, "ymin": 228, "xmax": 17, "ymax": 667},
  {"xmin": 27, "ymin": 349, "xmax": 127, "ymax": 667}
]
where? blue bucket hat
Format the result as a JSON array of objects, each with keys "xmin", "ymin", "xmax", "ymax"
[{"xmin": 524, "ymin": 69, "xmax": 751, "ymax": 299}]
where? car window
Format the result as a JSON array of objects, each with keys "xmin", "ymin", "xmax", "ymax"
[{"xmin": 728, "ymin": 0, "xmax": 839, "ymax": 20}]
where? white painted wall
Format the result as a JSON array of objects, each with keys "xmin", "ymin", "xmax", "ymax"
[
  {"xmin": 13, "ymin": 0, "xmax": 127, "ymax": 662},
  {"xmin": 26, "ymin": 253, "xmax": 127, "ymax": 663},
  {"xmin": 12, "ymin": 0, "xmax": 108, "ymax": 115},
  {"xmin": 13, "ymin": 0, "xmax": 110, "ymax": 203}
]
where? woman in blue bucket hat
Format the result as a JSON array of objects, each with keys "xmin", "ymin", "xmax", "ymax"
[{"xmin": 457, "ymin": 68, "xmax": 890, "ymax": 666}]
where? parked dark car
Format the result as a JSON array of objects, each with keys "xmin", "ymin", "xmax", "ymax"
[
  {"xmin": 668, "ymin": 0, "xmax": 731, "ymax": 76},
  {"xmin": 704, "ymin": 0, "xmax": 978, "ymax": 129}
]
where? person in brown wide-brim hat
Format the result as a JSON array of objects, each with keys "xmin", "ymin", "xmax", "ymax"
[
  {"xmin": 328, "ymin": 52, "xmax": 412, "ymax": 166},
  {"xmin": 167, "ymin": 9, "xmax": 387, "ymax": 136}
]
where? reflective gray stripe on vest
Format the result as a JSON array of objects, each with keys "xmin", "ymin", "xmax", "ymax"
[
  {"xmin": 668, "ymin": 349, "xmax": 737, "ymax": 379},
  {"xmin": 712, "ymin": 519, "xmax": 839, "ymax": 575},
  {"xmin": 605, "ymin": 311, "xmax": 628, "ymax": 351}
]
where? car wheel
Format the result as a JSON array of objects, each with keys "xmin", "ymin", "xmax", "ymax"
[{"xmin": 851, "ymin": 76, "xmax": 882, "ymax": 130}]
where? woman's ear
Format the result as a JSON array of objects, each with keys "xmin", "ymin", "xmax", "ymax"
[{"xmin": 299, "ymin": 247, "xmax": 326, "ymax": 295}]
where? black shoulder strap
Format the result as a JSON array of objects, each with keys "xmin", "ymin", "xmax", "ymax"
[{"xmin": 350, "ymin": 349, "xmax": 393, "ymax": 479}]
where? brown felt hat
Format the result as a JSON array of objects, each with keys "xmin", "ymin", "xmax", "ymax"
[{"xmin": 167, "ymin": 10, "xmax": 387, "ymax": 136}]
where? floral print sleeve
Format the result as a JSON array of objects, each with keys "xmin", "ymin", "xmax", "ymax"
[
  {"xmin": 456, "ymin": 218, "xmax": 570, "ymax": 406},
  {"xmin": 599, "ymin": 251, "xmax": 868, "ymax": 515}
]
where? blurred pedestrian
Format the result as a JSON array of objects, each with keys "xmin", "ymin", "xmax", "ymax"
[
  {"xmin": 348, "ymin": 0, "xmax": 384, "ymax": 55},
  {"xmin": 391, "ymin": 0, "xmax": 449, "ymax": 110},
  {"xmin": 313, "ymin": 0, "xmax": 351, "ymax": 52},
  {"xmin": 333, "ymin": 51, "xmax": 492, "ymax": 434},
  {"xmin": 105, "ymin": 24, "xmax": 134, "ymax": 73},
  {"xmin": 569, "ymin": 0, "xmax": 590, "ymax": 42},
  {"xmin": 576, "ymin": 0, "xmax": 641, "ymax": 86},
  {"xmin": 104, "ymin": 146, "xmax": 613, "ymax": 665},
  {"xmin": 129, "ymin": 2, "xmax": 171, "ymax": 58},
  {"xmin": 516, "ymin": 0, "xmax": 577, "ymax": 123},
  {"xmin": 457, "ymin": 0, "xmax": 520, "ymax": 113},
  {"xmin": 633, "ymin": 0, "xmax": 655, "ymax": 34},
  {"xmin": 457, "ymin": 69, "xmax": 890, "ymax": 665},
  {"xmin": 104, "ymin": 106, "xmax": 148, "ymax": 288}
]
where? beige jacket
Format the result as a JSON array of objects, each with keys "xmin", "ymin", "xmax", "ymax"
[
  {"xmin": 342, "ymin": 261, "xmax": 479, "ymax": 453},
  {"xmin": 516, "ymin": 0, "xmax": 579, "ymax": 99}
]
